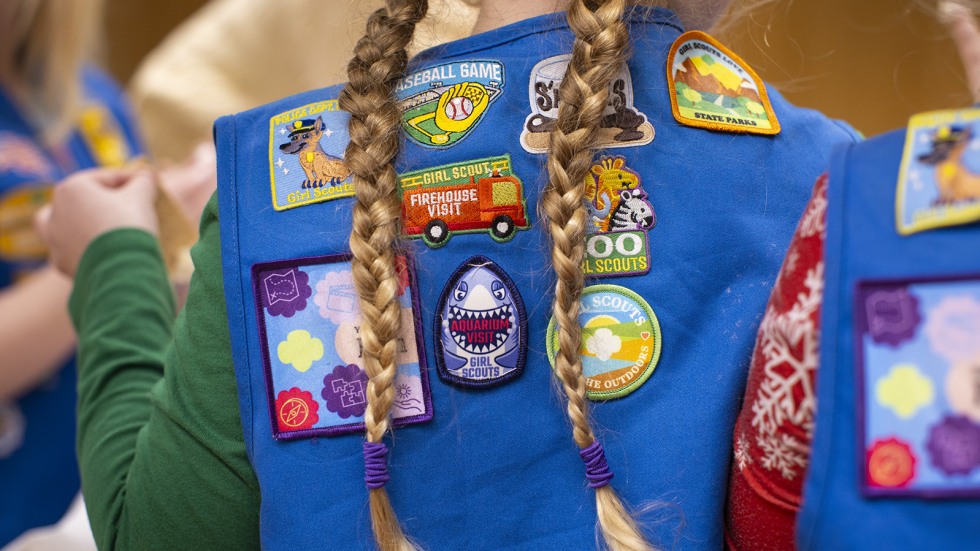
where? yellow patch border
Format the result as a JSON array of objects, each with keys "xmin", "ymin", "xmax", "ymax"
[{"xmin": 666, "ymin": 30, "xmax": 780, "ymax": 136}]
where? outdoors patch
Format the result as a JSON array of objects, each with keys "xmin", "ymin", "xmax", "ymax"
[
  {"xmin": 396, "ymin": 60, "xmax": 504, "ymax": 148},
  {"xmin": 896, "ymin": 108, "xmax": 980, "ymax": 234},
  {"xmin": 856, "ymin": 276, "xmax": 980, "ymax": 496},
  {"xmin": 400, "ymin": 154, "xmax": 529, "ymax": 247},
  {"xmin": 582, "ymin": 156, "xmax": 654, "ymax": 278},
  {"xmin": 521, "ymin": 54, "xmax": 654, "ymax": 154},
  {"xmin": 252, "ymin": 254, "xmax": 432, "ymax": 439},
  {"xmin": 269, "ymin": 100, "xmax": 354, "ymax": 211},
  {"xmin": 546, "ymin": 285, "xmax": 662, "ymax": 400},
  {"xmin": 667, "ymin": 31, "xmax": 780, "ymax": 135},
  {"xmin": 435, "ymin": 256, "xmax": 527, "ymax": 388},
  {"xmin": 0, "ymin": 184, "xmax": 52, "ymax": 262}
]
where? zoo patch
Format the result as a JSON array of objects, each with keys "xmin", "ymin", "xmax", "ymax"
[
  {"xmin": 399, "ymin": 154, "xmax": 529, "ymax": 247},
  {"xmin": 268, "ymin": 100, "xmax": 354, "ymax": 211},
  {"xmin": 855, "ymin": 276, "xmax": 980, "ymax": 496},
  {"xmin": 521, "ymin": 54, "xmax": 654, "ymax": 154},
  {"xmin": 667, "ymin": 31, "xmax": 780, "ymax": 136},
  {"xmin": 896, "ymin": 108, "xmax": 980, "ymax": 235},
  {"xmin": 76, "ymin": 102, "xmax": 132, "ymax": 167},
  {"xmin": 582, "ymin": 157, "xmax": 654, "ymax": 278},
  {"xmin": 0, "ymin": 184, "xmax": 52, "ymax": 262},
  {"xmin": 546, "ymin": 285, "xmax": 662, "ymax": 400},
  {"xmin": 252, "ymin": 254, "xmax": 432, "ymax": 439},
  {"xmin": 435, "ymin": 256, "xmax": 527, "ymax": 388},
  {"xmin": 396, "ymin": 60, "xmax": 504, "ymax": 148}
]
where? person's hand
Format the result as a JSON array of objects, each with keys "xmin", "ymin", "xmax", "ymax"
[
  {"xmin": 35, "ymin": 168, "xmax": 159, "ymax": 277},
  {"xmin": 156, "ymin": 141, "xmax": 217, "ymax": 224},
  {"xmin": 940, "ymin": 0, "xmax": 980, "ymax": 102}
]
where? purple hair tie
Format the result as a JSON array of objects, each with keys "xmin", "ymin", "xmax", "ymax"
[
  {"xmin": 363, "ymin": 441, "xmax": 391, "ymax": 490},
  {"xmin": 579, "ymin": 440, "xmax": 615, "ymax": 489}
]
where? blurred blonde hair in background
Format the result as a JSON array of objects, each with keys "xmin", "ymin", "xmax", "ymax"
[{"xmin": 0, "ymin": 0, "xmax": 104, "ymax": 145}]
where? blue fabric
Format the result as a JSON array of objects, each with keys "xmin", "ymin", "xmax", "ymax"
[
  {"xmin": 218, "ymin": 9, "xmax": 859, "ymax": 550},
  {"xmin": 0, "ymin": 67, "xmax": 142, "ymax": 546},
  {"xmin": 799, "ymin": 130, "xmax": 980, "ymax": 550}
]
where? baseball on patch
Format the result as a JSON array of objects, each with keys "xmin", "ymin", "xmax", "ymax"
[{"xmin": 444, "ymin": 96, "xmax": 474, "ymax": 121}]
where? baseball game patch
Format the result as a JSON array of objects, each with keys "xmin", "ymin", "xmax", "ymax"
[
  {"xmin": 252, "ymin": 254, "xmax": 432, "ymax": 439},
  {"xmin": 521, "ymin": 54, "xmax": 654, "ymax": 154},
  {"xmin": 546, "ymin": 285, "xmax": 662, "ymax": 401},
  {"xmin": 582, "ymin": 156, "xmax": 654, "ymax": 278},
  {"xmin": 667, "ymin": 31, "xmax": 780, "ymax": 135},
  {"xmin": 435, "ymin": 256, "xmax": 527, "ymax": 389},
  {"xmin": 896, "ymin": 108, "xmax": 980, "ymax": 235},
  {"xmin": 399, "ymin": 154, "xmax": 529, "ymax": 247},
  {"xmin": 396, "ymin": 60, "xmax": 504, "ymax": 148},
  {"xmin": 856, "ymin": 276, "xmax": 980, "ymax": 497},
  {"xmin": 268, "ymin": 100, "xmax": 354, "ymax": 211}
]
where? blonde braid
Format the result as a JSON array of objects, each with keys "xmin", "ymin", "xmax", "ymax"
[
  {"xmin": 542, "ymin": 1, "xmax": 656, "ymax": 550},
  {"xmin": 339, "ymin": 1, "xmax": 428, "ymax": 550}
]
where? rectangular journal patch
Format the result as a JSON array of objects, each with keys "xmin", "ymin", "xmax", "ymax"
[
  {"xmin": 856, "ymin": 276, "xmax": 980, "ymax": 497},
  {"xmin": 252, "ymin": 254, "xmax": 433, "ymax": 439}
]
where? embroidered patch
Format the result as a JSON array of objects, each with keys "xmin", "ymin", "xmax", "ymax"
[
  {"xmin": 399, "ymin": 154, "xmax": 529, "ymax": 247},
  {"xmin": 896, "ymin": 108, "xmax": 980, "ymax": 234},
  {"xmin": 856, "ymin": 276, "xmax": 980, "ymax": 496},
  {"xmin": 269, "ymin": 100, "xmax": 354, "ymax": 211},
  {"xmin": 77, "ymin": 103, "xmax": 132, "ymax": 167},
  {"xmin": 396, "ymin": 60, "xmax": 504, "ymax": 148},
  {"xmin": 546, "ymin": 285, "xmax": 662, "ymax": 400},
  {"xmin": 521, "ymin": 55, "xmax": 654, "ymax": 154},
  {"xmin": 666, "ymin": 31, "xmax": 780, "ymax": 135},
  {"xmin": 0, "ymin": 133, "xmax": 55, "ymax": 179},
  {"xmin": 435, "ymin": 256, "xmax": 527, "ymax": 388},
  {"xmin": 582, "ymin": 156, "xmax": 654, "ymax": 278},
  {"xmin": 0, "ymin": 402, "xmax": 25, "ymax": 459},
  {"xmin": 253, "ymin": 254, "xmax": 432, "ymax": 439},
  {"xmin": 0, "ymin": 185, "xmax": 52, "ymax": 262}
]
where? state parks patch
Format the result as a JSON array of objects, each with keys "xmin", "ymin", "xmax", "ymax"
[
  {"xmin": 252, "ymin": 254, "xmax": 432, "ymax": 439},
  {"xmin": 667, "ymin": 31, "xmax": 780, "ymax": 135},
  {"xmin": 547, "ymin": 285, "xmax": 662, "ymax": 400}
]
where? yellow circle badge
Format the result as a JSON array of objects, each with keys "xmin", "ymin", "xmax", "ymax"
[{"xmin": 547, "ymin": 284, "xmax": 662, "ymax": 401}]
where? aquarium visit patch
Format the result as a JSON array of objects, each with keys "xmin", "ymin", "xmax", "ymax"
[
  {"xmin": 396, "ymin": 60, "xmax": 504, "ymax": 148},
  {"xmin": 521, "ymin": 54, "xmax": 654, "ymax": 154},
  {"xmin": 435, "ymin": 256, "xmax": 527, "ymax": 388},
  {"xmin": 896, "ymin": 108, "xmax": 980, "ymax": 235},
  {"xmin": 546, "ymin": 284, "xmax": 662, "ymax": 400},
  {"xmin": 268, "ymin": 99, "xmax": 354, "ymax": 211},
  {"xmin": 667, "ymin": 31, "xmax": 780, "ymax": 136},
  {"xmin": 582, "ymin": 156, "xmax": 655, "ymax": 278},
  {"xmin": 399, "ymin": 154, "xmax": 529, "ymax": 247},
  {"xmin": 856, "ymin": 276, "xmax": 980, "ymax": 496},
  {"xmin": 252, "ymin": 254, "xmax": 432, "ymax": 439}
]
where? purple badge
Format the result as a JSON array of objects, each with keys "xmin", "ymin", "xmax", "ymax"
[
  {"xmin": 322, "ymin": 363, "xmax": 369, "ymax": 419},
  {"xmin": 926, "ymin": 415, "xmax": 980, "ymax": 476},
  {"xmin": 864, "ymin": 288, "xmax": 922, "ymax": 347},
  {"xmin": 261, "ymin": 267, "xmax": 312, "ymax": 317},
  {"xmin": 435, "ymin": 256, "xmax": 527, "ymax": 388}
]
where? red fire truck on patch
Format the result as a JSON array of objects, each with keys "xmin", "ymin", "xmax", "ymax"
[{"xmin": 402, "ymin": 171, "xmax": 528, "ymax": 247}]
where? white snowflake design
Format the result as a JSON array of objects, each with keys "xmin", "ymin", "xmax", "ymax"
[
  {"xmin": 734, "ymin": 432, "xmax": 753, "ymax": 471},
  {"xmin": 748, "ymin": 262, "xmax": 824, "ymax": 480},
  {"xmin": 798, "ymin": 187, "xmax": 827, "ymax": 239}
]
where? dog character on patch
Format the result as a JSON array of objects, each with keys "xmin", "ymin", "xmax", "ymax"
[
  {"xmin": 917, "ymin": 125, "xmax": 980, "ymax": 206},
  {"xmin": 279, "ymin": 117, "xmax": 351, "ymax": 189}
]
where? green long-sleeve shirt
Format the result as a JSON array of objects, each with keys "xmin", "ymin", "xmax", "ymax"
[{"xmin": 69, "ymin": 195, "xmax": 259, "ymax": 550}]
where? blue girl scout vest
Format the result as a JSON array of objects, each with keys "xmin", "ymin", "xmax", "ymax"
[
  {"xmin": 217, "ymin": 9, "xmax": 859, "ymax": 550},
  {"xmin": 799, "ymin": 108, "xmax": 980, "ymax": 550},
  {"xmin": 0, "ymin": 67, "xmax": 142, "ymax": 546}
]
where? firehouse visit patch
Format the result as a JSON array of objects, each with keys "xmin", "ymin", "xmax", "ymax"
[
  {"xmin": 435, "ymin": 256, "xmax": 527, "ymax": 389},
  {"xmin": 268, "ymin": 99, "xmax": 354, "ymax": 211},
  {"xmin": 521, "ymin": 54, "xmax": 654, "ymax": 154},
  {"xmin": 252, "ymin": 254, "xmax": 432, "ymax": 439},
  {"xmin": 667, "ymin": 31, "xmax": 780, "ymax": 135},
  {"xmin": 399, "ymin": 154, "xmax": 529, "ymax": 247},
  {"xmin": 896, "ymin": 108, "xmax": 980, "ymax": 234},
  {"xmin": 856, "ymin": 276, "xmax": 980, "ymax": 496},
  {"xmin": 546, "ymin": 285, "xmax": 662, "ymax": 401},
  {"xmin": 582, "ymin": 156, "xmax": 655, "ymax": 278},
  {"xmin": 396, "ymin": 60, "xmax": 504, "ymax": 148}
]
